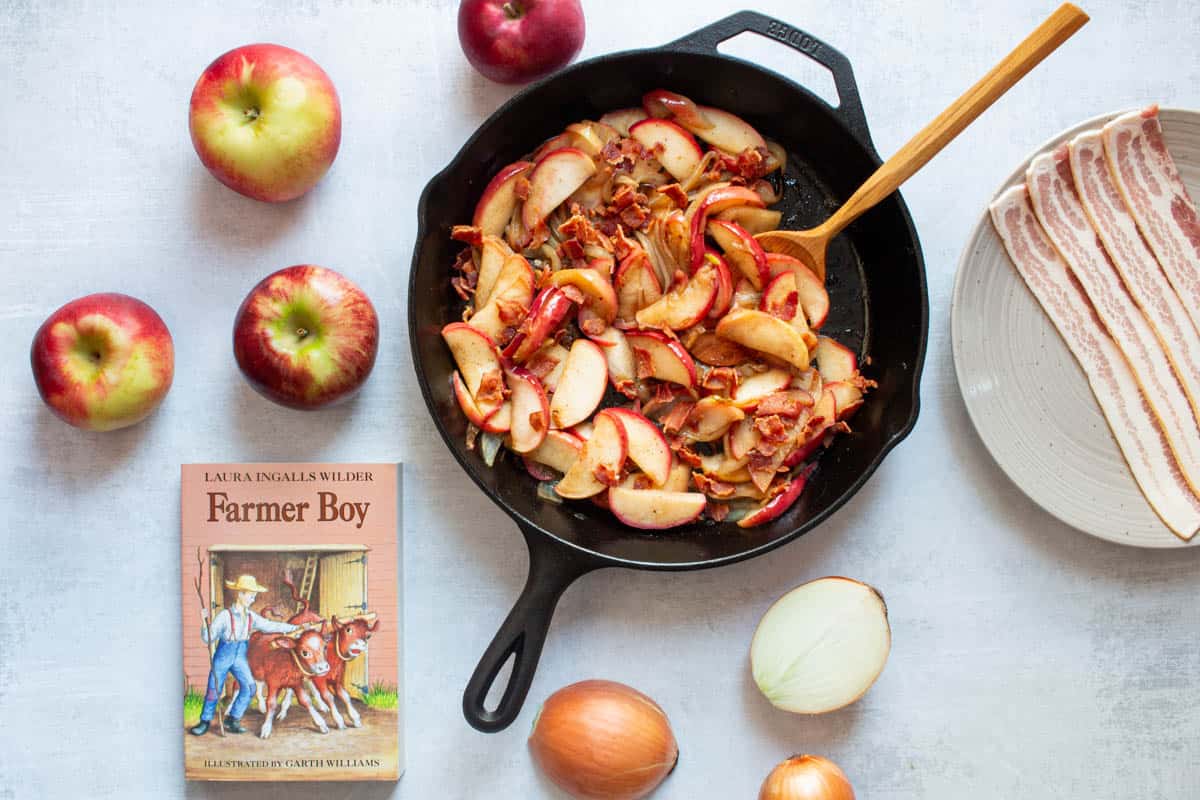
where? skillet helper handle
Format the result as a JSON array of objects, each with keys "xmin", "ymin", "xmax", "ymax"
[
  {"xmin": 668, "ymin": 10, "xmax": 872, "ymax": 147},
  {"xmin": 463, "ymin": 527, "xmax": 598, "ymax": 732},
  {"xmin": 821, "ymin": 3, "xmax": 1088, "ymax": 238}
]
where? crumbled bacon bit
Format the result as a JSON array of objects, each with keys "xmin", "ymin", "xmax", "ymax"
[
  {"xmin": 476, "ymin": 369, "xmax": 507, "ymax": 409},
  {"xmin": 528, "ymin": 410, "xmax": 546, "ymax": 434},
  {"xmin": 451, "ymin": 276, "xmax": 475, "ymax": 301},
  {"xmin": 496, "ymin": 298, "xmax": 528, "ymax": 326},
  {"xmin": 593, "ymin": 464, "xmax": 622, "ymax": 486},
  {"xmin": 693, "ymin": 472, "xmax": 736, "ymax": 498},
  {"xmin": 633, "ymin": 348, "xmax": 655, "ymax": 380},
  {"xmin": 619, "ymin": 203, "xmax": 650, "ymax": 230},
  {"xmin": 611, "ymin": 227, "xmax": 638, "ymax": 260},
  {"xmin": 579, "ymin": 314, "xmax": 606, "ymax": 337},
  {"xmin": 675, "ymin": 445, "xmax": 704, "ymax": 468},
  {"xmin": 558, "ymin": 284, "xmax": 586, "ymax": 305},
  {"xmin": 628, "ymin": 473, "xmax": 656, "ymax": 491},
  {"xmin": 525, "ymin": 350, "xmax": 561, "ymax": 380},
  {"xmin": 707, "ymin": 502, "xmax": 730, "ymax": 522},
  {"xmin": 661, "ymin": 401, "xmax": 696, "ymax": 435},
  {"xmin": 514, "ymin": 176, "xmax": 531, "ymax": 200},
  {"xmin": 700, "ymin": 367, "xmax": 738, "ymax": 396},
  {"xmin": 754, "ymin": 414, "xmax": 790, "ymax": 443},
  {"xmin": 756, "ymin": 391, "xmax": 811, "ymax": 418},
  {"xmin": 559, "ymin": 238, "xmax": 586, "ymax": 261},
  {"xmin": 451, "ymin": 225, "xmax": 484, "ymax": 246},
  {"xmin": 642, "ymin": 382, "xmax": 685, "ymax": 416},
  {"xmin": 658, "ymin": 183, "xmax": 688, "ymax": 209},
  {"xmin": 453, "ymin": 247, "xmax": 476, "ymax": 275}
]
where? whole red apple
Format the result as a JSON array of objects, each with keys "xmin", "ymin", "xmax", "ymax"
[
  {"xmin": 233, "ymin": 265, "xmax": 378, "ymax": 409},
  {"xmin": 189, "ymin": 44, "xmax": 341, "ymax": 202},
  {"xmin": 458, "ymin": 0, "xmax": 585, "ymax": 84},
  {"xmin": 31, "ymin": 293, "xmax": 174, "ymax": 431}
]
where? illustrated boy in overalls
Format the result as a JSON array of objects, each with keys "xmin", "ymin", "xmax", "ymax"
[{"xmin": 190, "ymin": 575, "xmax": 299, "ymax": 735}]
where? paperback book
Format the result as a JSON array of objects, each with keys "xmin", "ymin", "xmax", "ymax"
[{"xmin": 181, "ymin": 463, "xmax": 403, "ymax": 781}]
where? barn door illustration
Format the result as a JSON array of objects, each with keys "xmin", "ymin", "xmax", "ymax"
[
  {"xmin": 207, "ymin": 553, "xmax": 224, "ymax": 658},
  {"xmin": 318, "ymin": 550, "xmax": 368, "ymax": 699}
]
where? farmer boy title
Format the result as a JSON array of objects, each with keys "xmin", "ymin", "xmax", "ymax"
[{"xmin": 204, "ymin": 469, "xmax": 374, "ymax": 529}]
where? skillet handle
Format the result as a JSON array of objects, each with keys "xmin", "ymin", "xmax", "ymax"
[
  {"xmin": 668, "ymin": 10, "xmax": 873, "ymax": 150},
  {"xmin": 463, "ymin": 524, "xmax": 599, "ymax": 732}
]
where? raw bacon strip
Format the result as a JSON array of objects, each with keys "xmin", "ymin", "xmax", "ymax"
[
  {"xmin": 989, "ymin": 186, "xmax": 1200, "ymax": 540},
  {"xmin": 1070, "ymin": 129, "xmax": 1200, "ymax": 422},
  {"xmin": 1102, "ymin": 107, "xmax": 1200, "ymax": 335},
  {"xmin": 1027, "ymin": 148, "xmax": 1200, "ymax": 499}
]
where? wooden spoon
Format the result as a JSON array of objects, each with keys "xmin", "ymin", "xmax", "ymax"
[{"xmin": 756, "ymin": 3, "xmax": 1089, "ymax": 280}]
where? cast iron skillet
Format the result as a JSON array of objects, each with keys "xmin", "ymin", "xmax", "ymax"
[{"xmin": 410, "ymin": 10, "xmax": 929, "ymax": 732}]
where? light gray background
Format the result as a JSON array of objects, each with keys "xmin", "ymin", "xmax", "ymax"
[{"xmin": 1, "ymin": 1, "xmax": 1198, "ymax": 797}]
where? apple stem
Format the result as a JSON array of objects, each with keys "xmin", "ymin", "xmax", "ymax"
[
  {"xmin": 502, "ymin": 1, "xmax": 522, "ymax": 19},
  {"xmin": 296, "ymin": 327, "xmax": 309, "ymax": 340},
  {"xmin": 244, "ymin": 107, "xmax": 260, "ymax": 122}
]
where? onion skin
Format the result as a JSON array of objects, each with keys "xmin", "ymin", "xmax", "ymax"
[
  {"xmin": 759, "ymin": 755, "xmax": 855, "ymax": 800},
  {"xmin": 529, "ymin": 680, "xmax": 679, "ymax": 800}
]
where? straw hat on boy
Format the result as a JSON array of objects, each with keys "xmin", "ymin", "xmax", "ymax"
[{"xmin": 225, "ymin": 575, "xmax": 269, "ymax": 593}]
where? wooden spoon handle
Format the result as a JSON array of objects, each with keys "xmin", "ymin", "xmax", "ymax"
[{"xmin": 821, "ymin": 2, "xmax": 1089, "ymax": 237}]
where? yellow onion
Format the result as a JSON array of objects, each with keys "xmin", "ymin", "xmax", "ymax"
[
  {"xmin": 529, "ymin": 680, "xmax": 678, "ymax": 800},
  {"xmin": 759, "ymin": 755, "xmax": 855, "ymax": 800}
]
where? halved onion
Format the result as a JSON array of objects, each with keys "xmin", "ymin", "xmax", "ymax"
[{"xmin": 750, "ymin": 577, "xmax": 890, "ymax": 714}]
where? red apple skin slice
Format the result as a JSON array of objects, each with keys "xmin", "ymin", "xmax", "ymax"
[
  {"xmin": 766, "ymin": 253, "xmax": 830, "ymax": 328},
  {"xmin": 503, "ymin": 287, "xmax": 575, "ymax": 364},
  {"xmin": 737, "ymin": 463, "xmax": 817, "ymax": 529},
  {"xmin": 715, "ymin": 308, "xmax": 811, "ymax": 370},
  {"xmin": 813, "ymin": 336, "xmax": 858, "ymax": 383},
  {"xmin": 451, "ymin": 370, "xmax": 503, "ymax": 430},
  {"xmin": 466, "ymin": 253, "xmax": 535, "ymax": 341},
  {"xmin": 556, "ymin": 411, "xmax": 628, "ymax": 499},
  {"xmin": 760, "ymin": 271, "xmax": 801, "ymax": 323},
  {"xmin": 526, "ymin": 429, "xmax": 584, "ymax": 474},
  {"xmin": 725, "ymin": 416, "xmax": 760, "ymax": 460},
  {"xmin": 629, "ymin": 118, "xmax": 703, "ymax": 182},
  {"xmin": 473, "ymin": 161, "xmax": 533, "ymax": 237},
  {"xmin": 547, "ymin": 267, "xmax": 619, "ymax": 325},
  {"xmin": 548, "ymin": 338, "xmax": 609, "ymax": 429},
  {"xmin": 531, "ymin": 132, "xmax": 573, "ymax": 162},
  {"xmin": 587, "ymin": 325, "xmax": 638, "ymax": 399},
  {"xmin": 682, "ymin": 396, "xmax": 745, "ymax": 442},
  {"xmin": 521, "ymin": 147, "xmax": 598, "ymax": 232},
  {"xmin": 598, "ymin": 107, "xmax": 648, "ymax": 137},
  {"xmin": 642, "ymin": 89, "xmax": 713, "ymax": 130},
  {"xmin": 474, "ymin": 236, "xmax": 512, "ymax": 309},
  {"xmin": 605, "ymin": 408, "xmax": 672, "ymax": 487},
  {"xmin": 714, "ymin": 207, "xmax": 783, "ymax": 235},
  {"xmin": 504, "ymin": 365, "xmax": 550, "ymax": 453},
  {"xmin": 608, "ymin": 487, "xmax": 707, "ymax": 530},
  {"xmin": 690, "ymin": 106, "xmax": 766, "ymax": 154},
  {"xmin": 785, "ymin": 391, "xmax": 837, "ymax": 467},
  {"xmin": 688, "ymin": 187, "xmax": 766, "ymax": 270},
  {"xmin": 635, "ymin": 261, "xmax": 718, "ymax": 330},
  {"xmin": 707, "ymin": 219, "xmax": 770, "ymax": 290},
  {"xmin": 704, "ymin": 249, "xmax": 735, "ymax": 319},
  {"xmin": 614, "ymin": 250, "xmax": 664, "ymax": 327},
  {"xmin": 731, "ymin": 368, "xmax": 793, "ymax": 410},
  {"xmin": 625, "ymin": 330, "xmax": 698, "ymax": 389},
  {"xmin": 442, "ymin": 322, "xmax": 501, "ymax": 396},
  {"xmin": 825, "ymin": 380, "xmax": 865, "ymax": 420}
]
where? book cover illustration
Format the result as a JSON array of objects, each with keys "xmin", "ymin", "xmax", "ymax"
[{"xmin": 181, "ymin": 463, "xmax": 402, "ymax": 781}]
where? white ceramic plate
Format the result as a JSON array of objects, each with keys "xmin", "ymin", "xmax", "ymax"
[{"xmin": 952, "ymin": 108, "xmax": 1200, "ymax": 548}]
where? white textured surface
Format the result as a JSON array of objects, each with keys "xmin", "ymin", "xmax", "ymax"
[{"xmin": 1, "ymin": 1, "xmax": 1199, "ymax": 798}]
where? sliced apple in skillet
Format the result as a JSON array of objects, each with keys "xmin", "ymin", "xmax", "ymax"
[
  {"xmin": 634, "ymin": 260, "xmax": 718, "ymax": 330},
  {"xmin": 614, "ymin": 250, "xmax": 663, "ymax": 328},
  {"xmin": 624, "ymin": 330, "xmax": 698, "ymax": 390},
  {"xmin": 813, "ymin": 336, "xmax": 858, "ymax": 383},
  {"xmin": 466, "ymin": 253, "xmax": 535, "ymax": 342},
  {"xmin": 608, "ymin": 487, "xmax": 706, "ymax": 530},
  {"xmin": 587, "ymin": 325, "xmax": 638, "ymax": 399},
  {"xmin": 556, "ymin": 409, "xmax": 628, "ymax": 499},
  {"xmin": 715, "ymin": 308, "xmax": 811, "ymax": 370},
  {"xmin": 473, "ymin": 161, "xmax": 533, "ymax": 238},
  {"xmin": 766, "ymin": 252, "xmax": 830, "ymax": 329},
  {"xmin": 598, "ymin": 107, "xmax": 648, "ymax": 137},
  {"xmin": 629, "ymin": 118, "xmax": 703, "ymax": 182},
  {"xmin": 503, "ymin": 364, "xmax": 550, "ymax": 454},
  {"xmin": 521, "ymin": 147, "xmax": 597, "ymax": 233},
  {"xmin": 548, "ymin": 338, "xmax": 609, "ymax": 429},
  {"xmin": 707, "ymin": 218, "xmax": 770, "ymax": 290},
  {"xmin": 604, "ymin": 408, "xmax": 672, "ymax": 487}
]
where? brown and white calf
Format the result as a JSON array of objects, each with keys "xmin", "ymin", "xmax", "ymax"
[
  {"xmin": 275, "ymin": 613, "xmax": 379, "ymax": 729},
  {"xmin": 245, "ymin": 626, "xmax": 330, "ymax": 738}
]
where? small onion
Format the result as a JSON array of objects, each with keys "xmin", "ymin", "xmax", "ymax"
[
  {"xmin": 529, "ymin": 680, "xmax": 678, "ymax": 800},
  {"xmin": 751, "ymin": 577, "xmax": 891, "ymax": 714},
  {"xmin": 759, "ymin": 755, "xmax": 855, "ymax": 800}
]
